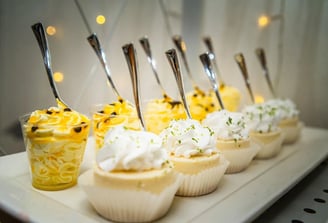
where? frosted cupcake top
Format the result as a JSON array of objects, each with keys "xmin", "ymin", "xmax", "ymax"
[
  {"xmin": 96, "ymin": 125, "xmax": 168, "ymax": 172},
  {"xmin": 242, "ymin": 103, "xmax": 281, "ymax": 133},
  {"xmin": 202, "ymin": 110, "xmax": 249, "ymax": 140},
  {"xmin": 265, "ymin": 99, "xmax": 299, "ymax": 119},
  {"xmin": 160, "ymin": 119, "xmax": 217, "ymax": 158}
]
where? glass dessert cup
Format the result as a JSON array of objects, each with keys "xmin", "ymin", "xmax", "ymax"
[
  {"xmin": 91, "ymin": 104, "xmax": 140, "ymax": 150},
  {"xmin": 20, "ymin": 113, "xmax": 90, "ymax": 191}
]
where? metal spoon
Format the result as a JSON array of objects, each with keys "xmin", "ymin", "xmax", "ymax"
[
  {"xmin": 255, "ymin": 48, "xmax": 276, "ymax": 97},
  {"xmin": 139, "ymin": 36, "xmax": 166, "ymax": 96},
  {"xmin": 165, "ymin": 49, "xmax": 192, "ymax": 119},
  {"xmin": 234, "ymin": 53, "xmax": 255, "ymax": 103},
  {"xmin": 87, "ymin": 33, "xmax": 121, "ymax": 99},
  {"xmin": 199, "ymin": 52, "xmax": 225, "ymax": 110},
  {"xmin": 122, "ymin": 43, "xmax": 145, "ymax": 130},
  {"xmin": 31, "ymin": 22, "xmax": 68, "ymax": 108},
  {"xmin": 172, "ymin": 35, "xmax": 197, "ymax": 89},
  {"xmin": 203, "ymin": 36, "xmax": 225, "ymax": 88}
]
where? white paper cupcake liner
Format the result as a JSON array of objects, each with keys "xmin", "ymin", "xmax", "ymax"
[
  {"xmin": 220, "ymin": 143, "xmax": 260, "ymax": 174},
  {"xmin": 281, "ymin": 122, "xmax": 303, "ymax": 144},
  {"xmin": 251, "ymin": 131, "xmax": 285, "ymax": 159},
  {"xmin": 79, "ymin": 169, "xmax": 182, "ymax": 223},
  {"xmin": 176, "ymin": 157, "xmax": 229, "ymax": 197}
]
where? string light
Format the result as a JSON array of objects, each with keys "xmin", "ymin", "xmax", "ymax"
[
  {"xmin": 46, "ymin": 26, "xmax": 56, "ymax": 35},
  {"xmin": 53, "ymin": 72, "xmax": 64, "ymax": 83},
  {"xmin": 96, "ymin": 15, "xmax": 106, "ymax": 25}
]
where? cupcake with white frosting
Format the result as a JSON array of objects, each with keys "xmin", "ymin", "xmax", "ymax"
[
  {"xmin": 243, "ymin": 103, "xmax": 284, "ymax": 159},
  {"xmin": 79, "ymin": 125, "xmax": 181, "ymax": 223},
  {"xmin": 265, "ymin": 99, "xmax": 302, "ymax": 144},
  {"xmin": 160, "ymin": 119, "xmax": 229, "ymax": 196},
  {"xmin": 202, "ymin": 110, "xmax": 260, "ymax": 173}
]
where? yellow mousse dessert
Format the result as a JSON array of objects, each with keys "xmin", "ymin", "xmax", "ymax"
[
  {"xmin": 92, "ymin": 98, "xmax": 140, "ymax": 150},
  {"xmin": 186, "ymin": 87, "xmax": 217, "ymax": 121},
  {"xmin": 20, "ymin": 106, "xmax": 90, "ymax": 190},
  {"xmin": 145, "ymin": 94, "xmax": 186, "ymax": 134},
  {"xmin": 243, "ymin": 103, "xmax": 284, "ymax": 159},
  {"xmin": 203, "ymin": 110, "xmax": 259, "ymax": 174},
  {"xmin": 160, "ymin": 119, "xmax": 229, "ymax": 196},
  {"xmin": 79, "ymin": 125, "xmax": 181, "ymax": 223},
  {"xmin": 266, "ymin": 99, "xmax": 302, "ymax": 144},
  {"xmin": 209, "ymin": 85, "xmax": 241, "ymax": 112}
]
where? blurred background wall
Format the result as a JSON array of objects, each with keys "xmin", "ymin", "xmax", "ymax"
[{"xmin": 0, "ymin": 0, "xmax": 327, "ymax": 155}]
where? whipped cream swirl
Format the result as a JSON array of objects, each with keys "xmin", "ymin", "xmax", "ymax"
[
  {"xmin": 96, "ymin": 125, "xmax": 168, "ymax": 172},
  {"xmin": 243, "ymin": 103, "xmax": 281, "ymax": 133},
  {"xmin": 202, "ymin": 110, "xmax": 249, "ymax": 140},
  {"xmin": 160, "ymin": 119, "xmax": 217, "ymax": 158}
]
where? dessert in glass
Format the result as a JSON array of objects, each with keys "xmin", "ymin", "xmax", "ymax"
[
  {"xmin": 91, "ymin": 98, "xmax": 140, "ymax": 150},
  {"xmin": 20, "ymin": 106, "xmax": 90, "ymax": 190}
]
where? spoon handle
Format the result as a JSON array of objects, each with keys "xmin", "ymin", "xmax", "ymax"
[
  {"xmin": 255, "ymin": 48, "xmax": 276, "ymax": 97},
  {"xmin": 31, "ymin": 22, "xmax": 68, "ymax": 108},
  {"xmin": 234, "ymin": 53, "xmax": 255, "ymax": 103},
  {"xmin": 203, "ymin": 36, "xmax": 225, "ymax": 87},
  {"xmin": 139, "ymin": 36, "xmax": 166, "ymax": 94},
  {"xmin": 172, "ymin": 35, "xmax": 196, "ymax": 87},
  {"xmin": 122, "ymin": 43, "xmax": 145, "ymax": 130},
  {"xmin": 199, "ymin": 52, "xmax": 225, "ymax": 110},
  {"xmin": 165, "ymin": 49, "xmax": 192, "ymax": 119},
  {"xmin": 87, "ymin": 33, "xmax": 121, "ymax": 99}
]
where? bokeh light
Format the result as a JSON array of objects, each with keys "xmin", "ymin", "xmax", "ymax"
[
  {"xmin": 53, "ymin": 72, "xmax": 64, "ymax": 83},
  {"xmin": 96, "ymin": 15, "xmax": 106, "ymax": 25},
  {"xmin": 46, "ymin": 26, "xmax": 56, "ymax": 36},
  {"xmin": 258, "ymin": 15, "xmax": 270, "ymax": 28}
]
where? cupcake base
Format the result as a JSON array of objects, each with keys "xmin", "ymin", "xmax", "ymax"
[
  {"xmin": 79, "ymin": 166, "xmax": 181, "ymax": 223},
  {"xmin": 170, "ymin": 153, "xmax": 229, "ymax": 197},
  {"xmin": 280, "ymin": 122, "xmax": 303, "ymax": 144},
  {"xmin": 217, "ymin": 139, "xmax": 260, "ymax": 174},
  {"xmin": 250, "ymin": 129, "xmax": 284, "ymax": 159}
]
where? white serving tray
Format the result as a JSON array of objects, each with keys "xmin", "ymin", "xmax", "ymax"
[{"xmin": 0, "ymin": 127, "xmax": 327, "ymax": 223}]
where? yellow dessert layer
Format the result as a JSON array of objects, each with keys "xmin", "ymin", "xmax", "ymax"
[
  {"xmin": 216, "ymin": 139, "xmax": 250, "ymax": 150},
  {"xmin": 249, "ymin": 130, "xmax": 282, "ymax": 144},
  {"xmin": 187, "ymin": 87, "xmax": 216, "ymax": 121},
  {"xmin": 93, "ymin": 163, "xmax": 176, "ymax": 195},
  {"xmin": 169, "ymin": 153, "xmax": 220, "ymax": 175},
  {"xmin": 92, "ymin": 99, "xmax": 140, "ymax": 149},
  {"xmin": 209, "ymin": 86, "xmax": 241, "ymax": 112},
  {"xmin": 145, "ymin": 95, "xmax": 186, "ymax": 134}
]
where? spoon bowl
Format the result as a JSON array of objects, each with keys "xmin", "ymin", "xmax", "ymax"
[
  {"xmin": 122, "ymin": 43, "xmax": 145, "ymax": 130},
  {"xmin": 234, "ymin": 53, "xmax": 255, "ymax": 104},
  {"xmin": 87, "ymin": 33, "xmax": 121, "ymax": 99},
  {"xmin": 203, "ymin": 36, "xmax": 225, "ymax": 88},
  {"xmin": 199, "ymin": 52, "xmax": 225, "ymax": 110},
  {"xmin": 31, "ymin": 22, "xmax": 68, "ymax": 108},
  {"xmin": 255, "ymin": 48, "xmax": 276, "ymax": 97},
  {"xmin": 165, "ymin": 49, "xmax": 192, "ymax": 119}
]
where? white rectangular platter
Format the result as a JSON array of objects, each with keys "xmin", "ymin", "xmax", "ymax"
[{"xmin": 0, "ymin": 127, "xmax": 327, "ymax": 223}]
